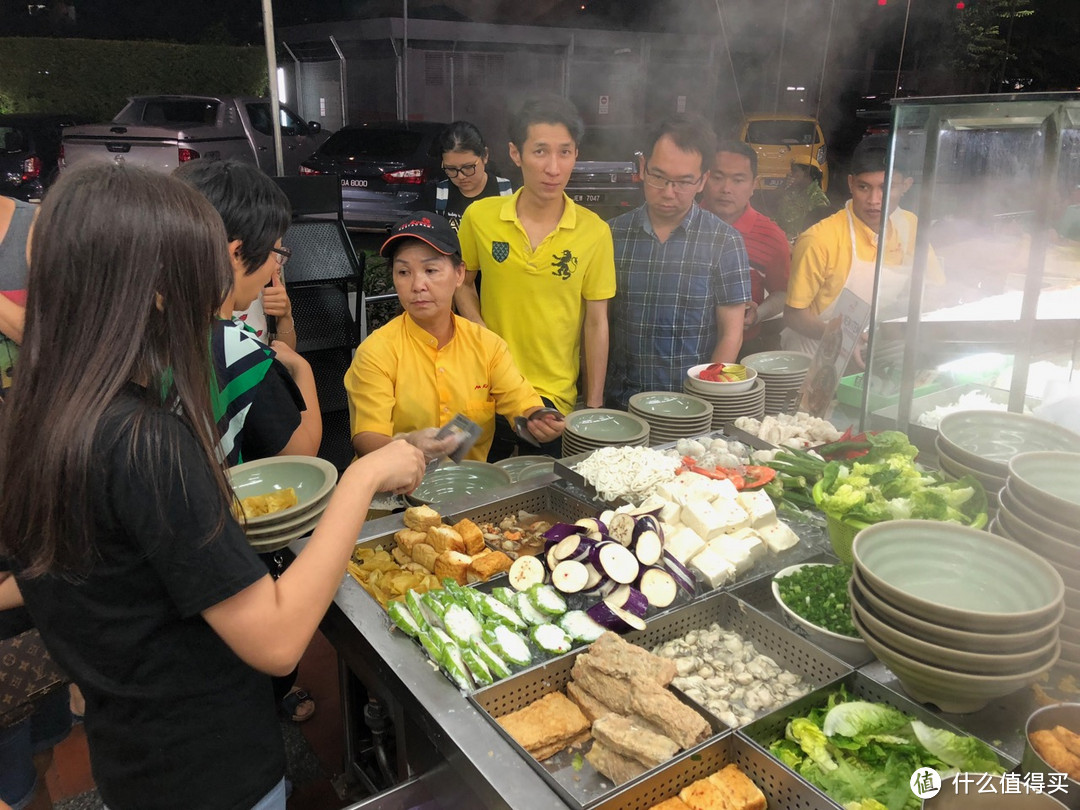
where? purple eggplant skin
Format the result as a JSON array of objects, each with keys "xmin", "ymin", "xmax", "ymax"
[
  {"xmin": 633, "ymin": 514, "xmax": 664, "ymax": 541},
  {"xmin": 586, "ymin": 600, "xmax": 633, "ymax": 632},
  {"xmin": 544, "ymin": 523, "xmax": 586, "ymax": 544},
  {"xmin": 662, "ymin": 550, "xmax": 697, "ymax": 595}
]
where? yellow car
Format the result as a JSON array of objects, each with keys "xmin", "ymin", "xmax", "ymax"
[{"xmin": 739, "ymin": 113, "xmax": 829, "ymax": 192}]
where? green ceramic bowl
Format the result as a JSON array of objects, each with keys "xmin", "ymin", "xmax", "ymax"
[
  {"xmin": 493, "ymin": 455, "xmax": 555, "ymax": 483},
  {"xmin": 923, "ymin": 773, "xmax": 1069, "ymax": 809},
  {"xmin": 852, "ymin": 609, "xmax": 1058, "ymax": 714},
  {"xmin": 564, "ymin": 409, "xmax": 650, "ymax": 443},
  {"xmin": 229, "ymin": 455, "xmax": 338, "ymax": 528},
  {"xmin": 1009, "ymin": 451, "xmax": 1080, "ymax": 527},
  {"xmin": 852, "ymin": 520, "xmax": 1065, "ymax": 633},
  {"xmin": 740, "ymin": 350, "xmax": 813, "ymax": 376},
  {"xmin": 686, "ymin": 364, "xmax": 758, "ymax": 394},
  {"xmin": 629, "ymin": 391, "xmax": 714, "ymax": 419},
  {"xmin": 999, "ymin": 481, "xmax": 1080, "ymax": 547},
  {"xmin": 408, "ymin": 461, "xmax": 511, "ymax": 505},
  {"xmin": 851, "ymin": 568, "xmax": 1062, "ymax": 653},
  {"xmin": 850, "ymin": 580, "xmax": 1060, "ymax": 675},
  {"xmin": 997, "ymin": 493, "xmax": 1080, "ymax": 580},
  {"xmin": 938, "ymin": 411, "xmax": 1080, "ymax": 478},
  {"xmin": 935, "ymin": 439, "xmax": 1008, "ymax": 491}
]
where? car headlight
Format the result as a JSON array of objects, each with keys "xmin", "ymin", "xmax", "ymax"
[{"xmin": 816, "ymin": 145, "xmax": 827, "ymax": 165}]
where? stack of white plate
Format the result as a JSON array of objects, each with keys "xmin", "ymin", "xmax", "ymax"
[
  {"xmin": 560, "ymin": 408, "xmax": 650, "ymax": 457},
  {"xmin": 230, "ymin": 456, "xmax": 338, "ymax": 553},
  {"xmin": 937, "ymin": 410, "xmax": 1080, "ymax": 513},
  {"xmin": 683, "ymin": 376, "xmax": 766, "ymax": 427},
  {"xmin": 741, "ymin": 351, "xmax": 813, "ymax": 416},
  {"xmin": 628, "ymin": 391, "xmax": 713, "ymax": 445},
  {"xmin": 993, "ymin": 451, "xmax": 1080, "ymax": 676}
]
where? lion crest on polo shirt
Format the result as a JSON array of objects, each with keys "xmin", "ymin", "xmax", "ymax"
[{"xmin": 491, "ymin": 241, "xmax": 510, "ymax": 262}]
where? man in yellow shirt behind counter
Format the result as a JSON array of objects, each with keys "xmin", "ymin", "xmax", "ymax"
[
  {"xmin": 344, "ymin": 212, "xmax": 564, "ymax": 462},
  {"xmin": 782, "ymin": 135, "xmax": 942, "ymax": 356}
]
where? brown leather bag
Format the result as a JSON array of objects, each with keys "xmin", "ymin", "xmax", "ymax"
[{"xmin": 0, "ymin": 628, "xmax": 68, "ymax": 728}]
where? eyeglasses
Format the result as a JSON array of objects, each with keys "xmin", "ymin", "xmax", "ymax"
[
  {"xmin": 442, "ymin": 161, "xmax": 479, "ymax": 179},
  {"xmin": 643, "ymin": 166, "xmax": 704, "ymax": 194},
  {"xmin": 270, "ymin": 246, "xmax": 291, "ymax": 267}
]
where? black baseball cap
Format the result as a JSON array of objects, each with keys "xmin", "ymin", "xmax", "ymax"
[{"xmin": 379, "ymin": 211, "xmax": 460, "ymax": 258}]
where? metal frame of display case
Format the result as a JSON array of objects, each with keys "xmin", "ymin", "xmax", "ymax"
[{"xmin": 861, "ymin": 92, "xmax": 1080, "ymax": 435}]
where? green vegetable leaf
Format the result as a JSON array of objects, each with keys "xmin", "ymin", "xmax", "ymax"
[
  {"xmin": 571, "ymin": 753, "xmax": 584, "ymax": 772},
  {"xmin": 823, "ymin": 701, "xmax": 911, "ymax": 740},
  {"xmin": 788, "ymin": 717, "xmax": 838, "ymax": 772},
  {"xmin": 909, "ymin": 720, "xmax": 1002, "ymax": 773}
]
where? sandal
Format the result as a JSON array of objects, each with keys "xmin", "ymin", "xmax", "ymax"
[{"xmin": 280, "ymin": 686, "xmax": 315, "ymax": 723}]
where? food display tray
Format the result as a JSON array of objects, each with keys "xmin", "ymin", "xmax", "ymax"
[
  {"xmin": 623, "ymin": 591, "xmax": 852, "ymax": 728},
  {"xmin": 468, "ymin": 648, "xmax": 727, "ymax": 810},
  {"xmin": 740, "ymin": 670, "xmax": 1019, "ymax": 809},
  {"xmin": 591, "ymin": 732, "xmax": 840, "ymax": 810}
]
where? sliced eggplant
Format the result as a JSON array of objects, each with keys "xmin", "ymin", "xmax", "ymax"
[
  {"xmin": 634, "ymin": 514, "xmax": 664, "ymax": 540},
  {"xmin": 633, "ymin": 529, "xmax": 663, "ymax": 567},
  {"xmin": 586, "ymin": 600, "xmax": 647, "ymax": 633},
  {"xmin": 606, "ymin": 585, "xmax": 648, "ymax": 618},
  {"xmin": 599, "ymin": 509, "xmax": 616, "ymax": 526},
  {"xmin": 551, "ymin": 559, "xmax": 590, "ymax": 594},
  {"xmin": 543, "ymin": 522, "xmax": 584, "ymax": 542},
  {"xmin": 607, "ymin": 513, "xmax": 636, "ymax": 546},
  {"xmin": 581, "ymin": 578, "xmax": 619, "ymax": 599},
  {"xmin": 582, "ymin": 562, "xmax": 603, "ymax": 590},
  {"xmin": 662, "ymin": 550, "xmax": 697, "ymax": 595},
  {"xmin": 594, "ymin": 542, "xmax": 640, "ymax": 585},
  {"xmin": 574, "ymin": 516, "xmax": 607, "ymax": 535},
  {"xmin": 508, "ymin": 555, "xmax": 546, "ymax": 591},
  {"xmin": 638, "ymin": 567, "xmax": 678, "ymax": 609}
]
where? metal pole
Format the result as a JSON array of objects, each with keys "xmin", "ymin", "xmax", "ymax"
[
  {"xmin": 773, "ymin": 0, "xmax": 789, "ymax": 113},
  {"xmin": 281, "ymin": 42, "xmax": 302, "ymax": 119},
  {"xmin": 999, "ymin": 0, "xmax": 1018, "ymax": 90},
  {"xmin": 893, "ymin": 0, "xmax": 912, "ymax": 98},
  {"xmin": 713, "ymin": 0, "xmax": 745, "ymax": 122},
  {"xmin": 330, "ymin": 35, "xmax": 348, "ymax": 127},
  {"xmin": 814, "ymin": 0, "xmax": 836, "ymax": 123},
  {"xmin": 261, "ymin": 0, "xmax": 284, "ymax": 176},
  {"xmin": 402, "ymin": 0, "xmax": 409, "ymax": 121}
]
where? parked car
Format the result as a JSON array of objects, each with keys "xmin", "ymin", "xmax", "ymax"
[
  {"xmin": 298, "ymin": 121, "xmax": 447, "ymax": 231},
  {"xmin": 0, "ymin": 113, "xmax": 88, "ymax": 202},
  {"xmin": 566, "ymin": 158, "xmax": 642, "ymax": 221},
  {"xmin": 739, "ymin": 113, "xmax": 829, "ymax": 192},
  {"xmin": 60, "ymin": 95, "xmax": 328, "ymax": 177}
]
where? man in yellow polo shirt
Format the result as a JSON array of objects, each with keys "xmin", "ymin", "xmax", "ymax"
[
  {"xmin": 456, "ymin": 96, "xmax": 616, "ymax": 460},
  {"xmin": 782, "ymin": 135, "xmax": 941, "ymax": 355},
  {"xmin": 345, "ymin": 212, "xmax": 564, "ymax": 462}
]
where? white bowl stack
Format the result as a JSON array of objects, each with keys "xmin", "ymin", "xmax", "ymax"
[
  {"xmin": 740, "ymin": 351, "xmax": 813, "ymax": 416},
  {"xmin": 996, "ymin": 450, "xmax": 1080, "ymax": 676},
  {"xmin": 937, "ymin": 410, "xmax": 1080, "ymax": 514},
  {"xmin": 560, "ymin": 408, "xmax": 651, "ymax": 457},
  {"xmin": 683, "ymin": 375, "xmax": 766, "ymax": 427},
  {"xmin": 628, "ymin": 391, "xmax": 714, "ymax": 445}
]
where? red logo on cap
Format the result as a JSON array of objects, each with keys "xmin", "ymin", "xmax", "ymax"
[{"xmin": 405, "ymin": 217, "xmax": 433, "ymax": 229}]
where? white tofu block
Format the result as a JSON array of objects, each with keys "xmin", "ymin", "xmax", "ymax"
[
  {"xmin": 736, "ymin": 490, "xmax": 777, "ymax": 528},
  {"xmin": 636, "ymin": 493, "xmax": 668, "ymax": 515},
  {"xmin": 684, "ymin": 474, "xmax": 739, "ymax": 504},
  {"xmin": 663, "ymin": 526, "xmax": 707, "ymax": 565},
  {"xmin": 659, "ymin": 521, "xmax": 680, "ymax": 539},
  {"xmin": 658, "ymin": 500, "xmax": 682, "ymax": 525},
  {"xmin": 725, "ymin": 528, "xmax": 766, "ymax": 562},
  {"xmin": 712, "ymin": 498, "xmax": 751, "ymax": 535},
  {"xmin": 681, "ymin": 499, "xmax": 726, "ymax": 541},
  {"xmin": 655, "ymin": 481, "xmax": 687, "ymax": 504},
  {"xmin": 688, "ymin": 547, "xmax": 736, "ymax": 589},
  {"xmin": 758, "ymin": 520, "xmax": 801, "ymax": 553},
  {"xmin": 706, "ymin": 478, "xmax": 740, "ymax": 503},
  {"xmin": 707, "ymin": 535, "xmax": 754, "ymax": 575}
]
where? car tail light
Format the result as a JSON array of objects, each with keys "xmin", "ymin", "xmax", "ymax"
[
  {"xmin": 382, "ymin": 168, "xmax": 426, "ymax": 184},
  {"xmin": 20, "ymin": 156, "xmax": 41, "ymax": 182},
  {"xmin": 299, "ymin": 165, "xmax": 322, "ymax": 175},
  {"xmin": 816, "ymin": 145, "xmax": 827, "ymax": 165},
  {"xmin": 178, "ymin": 147, "xmax": 200, "ymax": 163}
]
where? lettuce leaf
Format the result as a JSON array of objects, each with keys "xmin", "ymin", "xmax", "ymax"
[{"xmin": 910, "ymin": 720, "xmax": 1002, "ymax": 773}]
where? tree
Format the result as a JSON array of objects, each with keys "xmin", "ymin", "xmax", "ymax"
[{"xmin": 951, "ymin": 0, "xmax": 1035, "ymax": 92}]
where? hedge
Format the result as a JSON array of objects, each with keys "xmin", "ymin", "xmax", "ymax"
[{"xmin": 0, "ymin": 37, "xmax": 269, "ymax": 120}]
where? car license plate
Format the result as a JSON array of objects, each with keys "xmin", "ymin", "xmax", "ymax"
[
  {"xmin": 572, "ymin": 193, "xmax": 606, "ymax": 203},
  {"xmin": 761, "ymin": 177, "xmax": 784, "ymax": 188},
  {"xmin": 341, "ymin": 179, "xmax": 368, "ymax": 188}
]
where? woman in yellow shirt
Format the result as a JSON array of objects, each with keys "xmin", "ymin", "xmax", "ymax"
[{"xmin": 345, "ymin": 213, "xmax": 564, "ymax": 461}]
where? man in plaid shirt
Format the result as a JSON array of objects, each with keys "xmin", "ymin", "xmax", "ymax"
[{"xmin": 606, "ymin": 115, "xmax": 751, "ymax": 409}]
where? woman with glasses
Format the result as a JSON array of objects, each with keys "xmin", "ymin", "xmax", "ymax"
[{"xmin": 430, "ymin": 121, "xmax": 514, "ymax": 231}]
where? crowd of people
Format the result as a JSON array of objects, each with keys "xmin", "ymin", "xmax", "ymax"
[{"xmin": 0, "ymin": 95, "xmax": 936, "ymax": 810}]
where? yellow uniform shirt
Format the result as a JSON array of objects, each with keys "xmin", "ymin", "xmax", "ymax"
[
  {"xmin": 458, "ymin": 190, "xmax": 616, "ymax": 414},
  {"xmin": 344, "ymin": 313, "xmax": 543, "ymax": 461},
  {"xmin": 787, "ymin": 202, "xmax": 941, "ymax": 315}
]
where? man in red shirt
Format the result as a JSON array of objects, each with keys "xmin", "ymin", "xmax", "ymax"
[{"xmin": 700, "ymin": 141, "xmax": 791, "ymax": 354}]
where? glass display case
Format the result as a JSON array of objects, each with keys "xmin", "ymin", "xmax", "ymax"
[{"xmin": 860, "ymin": 92, "xmax": 1080, "ymax": 448}]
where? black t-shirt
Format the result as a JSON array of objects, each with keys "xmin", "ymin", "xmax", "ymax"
[
  {"xmin": 15, "ymin": 388, "xmax": 284, "ymax": 810},
  {"xmin": 425, "ymin": 172, "xmax": 514, "ymax": 231}
]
